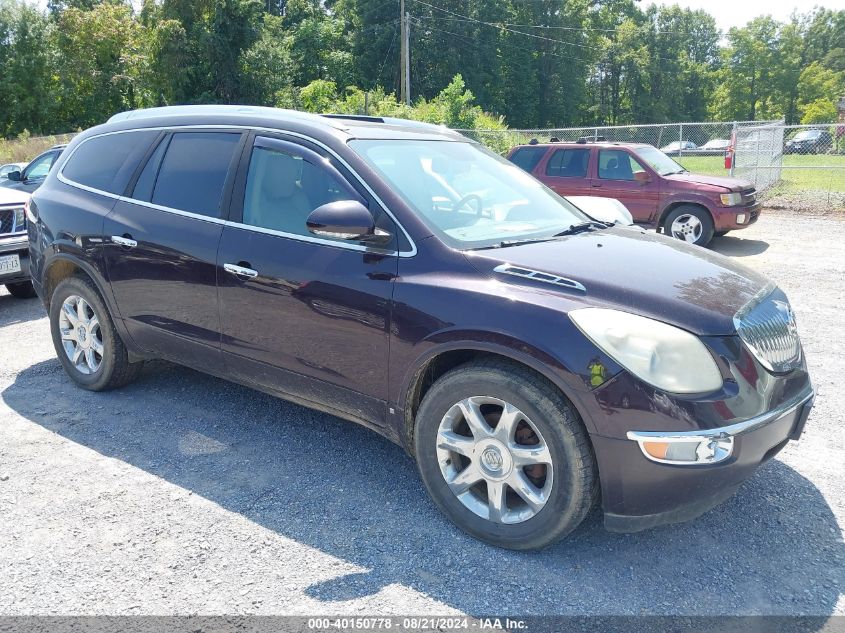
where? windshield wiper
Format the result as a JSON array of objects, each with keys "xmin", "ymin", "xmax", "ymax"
[
  {"xmin": 551, "ymin": 221, "xmax": 610, "ymax": 237},
  {"xmin": 472, "ymin": 221, "xmax": 611, "ymax": 250}
]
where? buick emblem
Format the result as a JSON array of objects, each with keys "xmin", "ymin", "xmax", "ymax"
[{"xmin": 481, "ymin": 447, "xmax": 503, "ymax": 472}]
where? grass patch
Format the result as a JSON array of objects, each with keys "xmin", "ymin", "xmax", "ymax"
[
  {"xmin": 0, "ymin": 132, "xmax": 75, "ymax": 166},
  {"xmin": 676, "ymin": 153, "xmax": 845, "ymax": 194}
]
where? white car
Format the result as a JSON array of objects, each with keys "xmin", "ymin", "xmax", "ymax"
[
  {"xmin": 0, "ymin": 186, "xmax": 35, "ymax": 298},
  {"xmin": 565, "ymin": 195, "xmax": 634, "ymax": 226}
]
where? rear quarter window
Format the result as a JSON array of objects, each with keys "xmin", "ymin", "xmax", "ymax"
[
  {"xmin": 62, "ymin": 131, "xmax": 158, "ymax": 194},
  {"xmin": 509, "ymin": 147, "xmax": 547, "ymax": 173}
]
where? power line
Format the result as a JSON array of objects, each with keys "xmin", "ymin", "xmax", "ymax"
[
  {"xmin": 410, "ymin": 1, "xmax": 697, "ymax": 66},
  {"xmin": 411, "ymin": 16, "xmax": 604, "ymax": 67},
  {"xmin": 416, "ymin": 14, "xmax": 691, "ymax": 36},
  {"xmin": 374, "ymin": 22, "xmax": 399, "ymax": 89}
]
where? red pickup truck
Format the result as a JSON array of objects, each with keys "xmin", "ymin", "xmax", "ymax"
[{"xmin": 507, "ymin": 140, "xmax": 761, "ymax": 247}]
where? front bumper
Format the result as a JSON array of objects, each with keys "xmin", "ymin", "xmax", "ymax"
[
  {"xmin": 714, "ymin": 202, "xmax": 761, "ymax": 231},
  {"xmin": 579, "ymin": 332, "xmax": 814, "ymax": 532},
  {"xmin": 0, "ymin": 234, "xmax": 30, "ymax": 285},
  {"xmin": 599, "ymin": 385, "xmax": 813, "ymax": 532}
]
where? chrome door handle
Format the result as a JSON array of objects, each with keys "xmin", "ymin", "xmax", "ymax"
[
  {"xmin": 111, "ymin": 235, "xmax": 137, "ymax": 248},
  {"xmin": 224, "ymin": 263, "xmax": 258, "ymax": 279}
]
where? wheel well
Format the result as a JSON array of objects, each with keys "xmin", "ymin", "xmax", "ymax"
[
  {"xmin": 402, "ymin": 349, "xmax": 577, "ymax": 454},
  {"xmin": 657, "ymin": 202, "xmax": 712, "ymax": 231},
  {"xmin": 43, "ymin": 259, "xmax": 85, "ymax": 308}
]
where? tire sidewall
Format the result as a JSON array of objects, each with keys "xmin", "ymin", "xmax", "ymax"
[
  {"xmin": 49, "ymin": 277, "xmax": 119, "ymax": 391},
  {"xmin": 663, "ymin": 205, "xmax": 715, "ymax": 247},
  {"xmin": 414, "ymin": 366, "xmax": 592, "ymax": 550}
]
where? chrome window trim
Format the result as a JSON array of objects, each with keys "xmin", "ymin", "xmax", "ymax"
[{"xmin": 56, "ymin": 124, "xmax": 417, "ymax": 257}]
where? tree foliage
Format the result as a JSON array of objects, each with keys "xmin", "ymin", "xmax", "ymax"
[{"xmin": 1, "ymin": 0, "xmax": 844, "ymax": 138}]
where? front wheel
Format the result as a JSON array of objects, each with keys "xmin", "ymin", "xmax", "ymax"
[
  {"xmin": 662, "ymin": 205, "xmax": 715, "ymax": 247},
  {"xmin": 414, "ymin": 359, "xmax": 598, "ymax": 550},
  {"xmin": 49, "ymin": 276, "xmax": 143, "ymax": 391}
]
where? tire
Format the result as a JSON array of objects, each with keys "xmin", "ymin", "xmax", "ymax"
[
  {"xmin": 714, "ymin": 230, "xmax": 730, "ymax": 238},
  {"xmin": 414, "ymin": 359, "xmax": 598, "ymax": 550},
  {"xmin": 49, "ymin": 275, "xmax": 143, "ymax": 391},
  {"xmin": 5, "ymin": 281, "xmax": 37, "ymax": 298},
  {"xmin": 662, "ymin": 205, "xmax": 715, "ymax": 247}
]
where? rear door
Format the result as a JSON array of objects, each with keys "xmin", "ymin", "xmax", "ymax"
[
  {"xmin": 590, "ymin": 148, "xmax": 660, "ymax": 223},
  {"xmin": 539, "ymin": 147, "xmax": 592, "ymax": 197},
  {"xmin": 103, "ymin": 129, "xmax": 246, "ymax": 370}
]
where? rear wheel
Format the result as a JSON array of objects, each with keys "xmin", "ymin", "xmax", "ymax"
[
  {"xmin": 414, "ymin": 359, "xmax": 597, "ymax": 550},
  {"xmin": 5, "ymin": 281, "xmax": 36, "ymax": 298},
  {"xmin": 49, "ymin": 276, "xmax": 143, "ymax": 391},
  {"xmin": 663, "ymin": 205, "xmax": 714, "ymax": 247}
]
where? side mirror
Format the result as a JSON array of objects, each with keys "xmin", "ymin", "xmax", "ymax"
[
  {"xmin": 633, "ymin": 171, "xmax": 650, "ymax": 184},
  {"xmin": 5, "ymin": 170, "xmax": 22, "ymax": 182},
  {"xmin": 306, "ymin": 200, "xmax": 391, "ymax": 244}
]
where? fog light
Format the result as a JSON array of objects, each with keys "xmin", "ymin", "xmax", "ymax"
[
  {"xmin": 736, "ymin": 213, "xmax": 746, "ymax": 224},
  {"xmin": 630, "ymin": 434, "xmax": 734, "ymax": 465}
]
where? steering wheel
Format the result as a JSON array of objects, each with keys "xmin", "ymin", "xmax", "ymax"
[{"xmin": 452, "ymin": 193, "xmax": 484, "ymax": 216}]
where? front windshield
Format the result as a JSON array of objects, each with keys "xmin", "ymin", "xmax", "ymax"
[
  {"xmin": 350, "ymin": 139, "xmax": 588, "ymax": 249},
  {"xmin": 793, "ymin": 130, "xmax": 818, "ymax": 141},
  {"xmin": 636, "ymin": 146, "xmax": 685, "ymax": 176}
]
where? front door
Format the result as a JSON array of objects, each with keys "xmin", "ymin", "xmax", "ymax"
[
  {"xmin": 590, "ymin": 148, "xmax": 660, "ymax": 223},
  {"xmin": 104, "ymin": 130, "xmax": 245, "ymax": 370},
  {"xmin": 216, "ymin": 135, "xmax": 399, "ymax": 427}
]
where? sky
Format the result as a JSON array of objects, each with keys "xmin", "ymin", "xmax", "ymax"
[{"xmin": 646, "ymin": 0, "xmax": 845, "ymax": 31}]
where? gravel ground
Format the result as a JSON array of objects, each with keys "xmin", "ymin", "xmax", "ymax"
[{"xmin": 0, "ymin": 208, "xmax": 843, "ymax": 617}]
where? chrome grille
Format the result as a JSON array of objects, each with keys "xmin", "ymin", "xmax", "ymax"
[
  {"xmin": 0, "ymin": 206, "xmax": 24, "ymax": 236},
  {"xmin": 734, "ymin": 285, "xmax": 801, "ymax": 373}
]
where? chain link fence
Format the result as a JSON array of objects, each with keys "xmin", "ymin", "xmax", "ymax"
[{"xmin": 461, "ymin": 120, "xmax": 845, "ymax": 212}]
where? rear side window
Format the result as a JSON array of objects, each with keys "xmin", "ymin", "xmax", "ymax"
[
  {"xmin": 62, "ymin": 132, "xmax": 158, "ymax": 194},
  {"xmin": 508, "ymin": 147, "xmax": 546, "ymax": 173},
  {"xmin": 545, "ymin": 148, "xmax": 589, "ymax": 177},
  {"xmin": 148, "ymin": 132, "xmax": 241, "ymax": 217}
]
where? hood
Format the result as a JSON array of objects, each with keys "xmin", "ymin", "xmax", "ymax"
[
  {"xmin": 465, "ymin": 227, "xmax": 770, "ymax": 335},
  {"xmin": 664, "ymin": 172, "xmax": 751, "ymax": 191},
  {"xmin": 0, "ymin": 185, "xmax": 29, "ymax": 205}
]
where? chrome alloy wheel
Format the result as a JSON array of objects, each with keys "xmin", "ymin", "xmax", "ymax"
[
  {"xmin": 670, "ymin": 213, "xmax": 703, "ymax": 243},
  {"xmin": 58, "ymin": 295, "xmax": 104, "ymax": 375},
  {"xmin": 436, "ymin": 396, "xmax": 554, "ymax": 524}
]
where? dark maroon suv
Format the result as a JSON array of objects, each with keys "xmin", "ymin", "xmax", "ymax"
[
  {"xmin": 508, "ymin": 141, "xmax": 762, "ymax": 246},
  {"xmin": 27, "ymin": 106, "xmax": 812, "ymax": 549}
]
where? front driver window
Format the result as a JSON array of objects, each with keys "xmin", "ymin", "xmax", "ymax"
[
  {"xmin": 243, "ymin": 146, "xmax": 349, "ymax": 237},
  {"xmin": 598, "ymin": 149, "xmax": 646, "ymax": 181},
  {"xmin": 24, "ymin": 152, "xmax": 55, "ymax": 180}
]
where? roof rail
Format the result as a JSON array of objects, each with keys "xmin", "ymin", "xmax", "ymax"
[
  {"xmin": 575, "ymin": 135, "xmax": 608, "ymax": 144},
  {"xmin": 321, "ymin": 114, "xmax": 386, "ymax": 123}
]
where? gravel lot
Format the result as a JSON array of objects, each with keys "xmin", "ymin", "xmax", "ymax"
[{"xmin": 0, "ymin": 209, "xmax": 843, "ymax": 617}]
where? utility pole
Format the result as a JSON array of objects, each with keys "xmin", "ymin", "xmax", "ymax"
[{"xmin": 399, "ymin": 0, "xmax": 410, "ymax": 105}]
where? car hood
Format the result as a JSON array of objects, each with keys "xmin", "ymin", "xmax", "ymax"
[
  {"xmin": 663, "ymin": 172, "xmax": 752, "ymax": 191},
  {"xmin": 465, "ymin": 227, "xmax": 770, "ymax": 335},
  {"xmin": 0, "ymin": 185, "xmax": 29, "ymax": 205}
]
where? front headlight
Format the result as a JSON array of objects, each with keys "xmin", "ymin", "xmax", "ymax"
[
  {"xmin": 14, "ymin": 207, "xmax": 26, "ymax": 230},
  {"xmin": 569, "ymin": 308, "xmax": 723, "ymax": 394},
  {"xmin": 720, "ymin": 192, "xmax": 742, "ymax": 206}
]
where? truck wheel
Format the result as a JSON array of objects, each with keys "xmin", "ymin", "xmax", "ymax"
[
  {"xmin": 5, "ymin": 281, "xmax": 37, "ymax": 298},
  {"xmin": 49, "ymin": 276, "xmax": 143, "ymax": 391},
  {"xmin": 663, "ymin": 205, "xmax": 715, "ymax": 247},
  {"xmin": 414, "ymin": 359, "xmax": 598, "ymax": 550}
]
